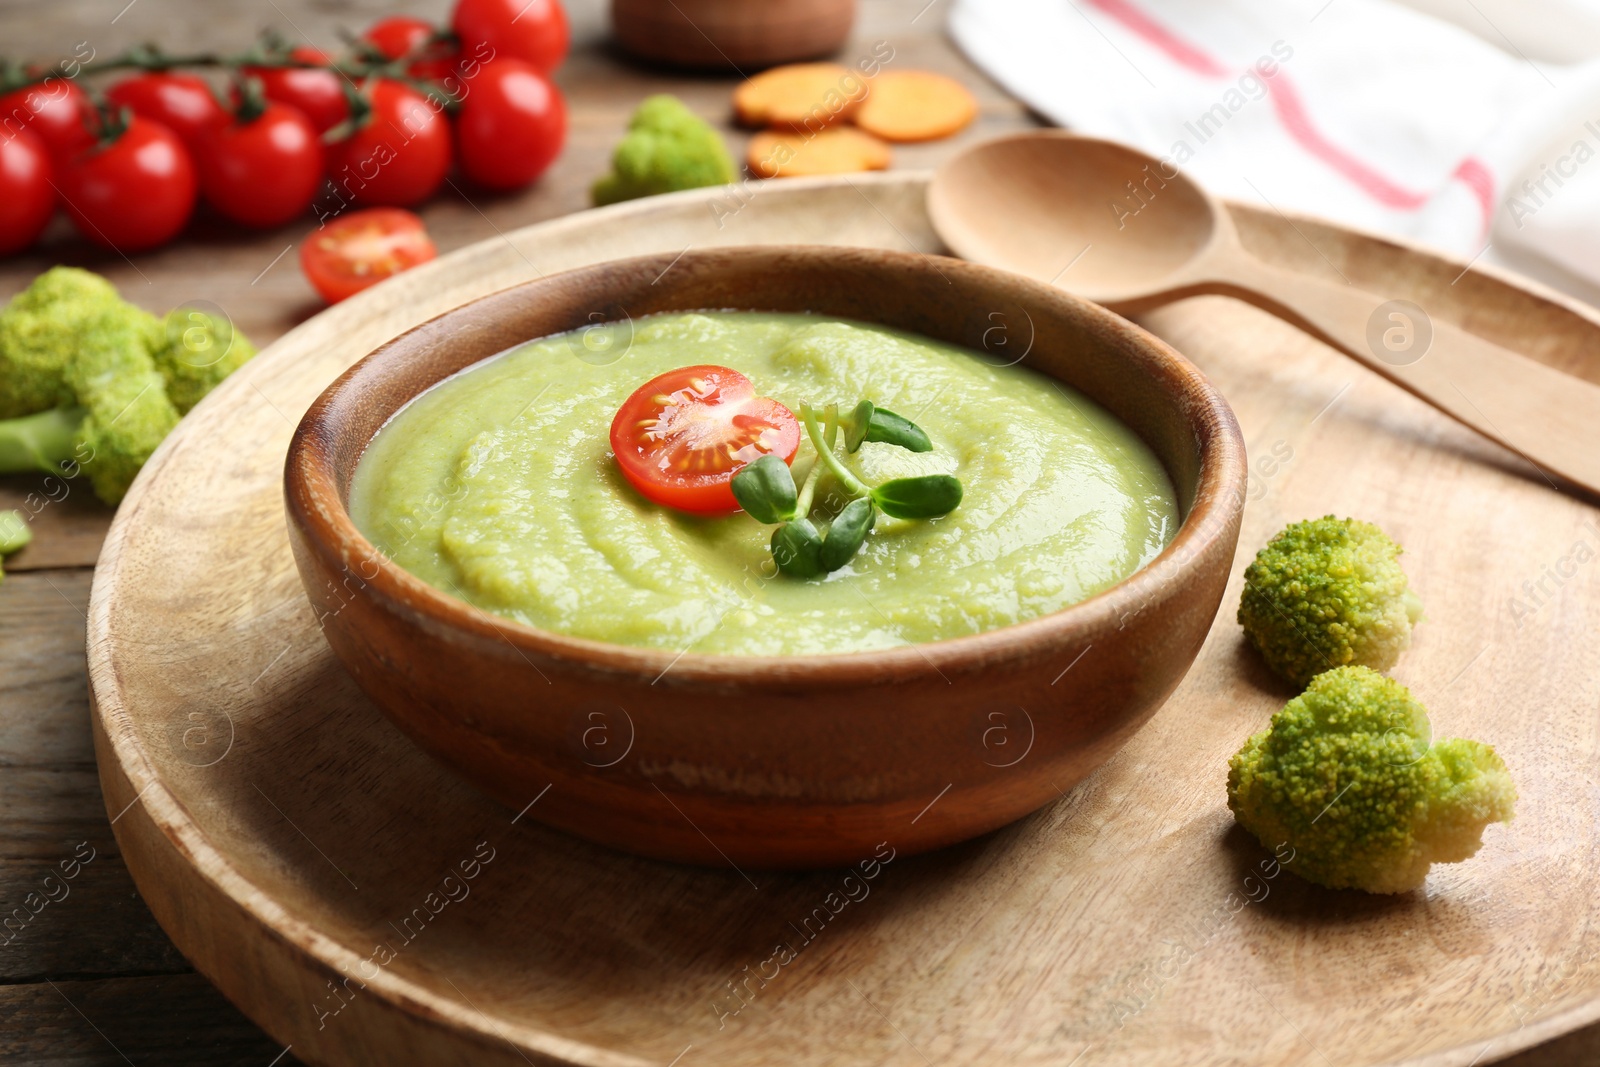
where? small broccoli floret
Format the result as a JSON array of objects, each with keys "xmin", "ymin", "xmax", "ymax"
[
  {"xmin": 0, "ymin": 509, "xmax": 30, "ymax": 555},
  {"xmin": 1238, "ymin": 516, "xmax": 1423, "ymax": 687},
  {"xmin": 592, "ymin": 95, "xmax": 736, "ymax": 206},
  {"xmin": 64, "ymin": 308, "xmax": 181, "ymax": 504},
  {"xmin": 0, "ymin": 270, "xmax": 252, "ymax": 506},
  {"xmin": 153, "ymin": 307, "xmax": 259, "ymax": 414},
  {"xmin": 0, "ymin": 267, "xmax": 127, "ymax": 418},
  {"xmin": 0, "ymin": 508, "xmax": 29, "ymax": 586},
  {"xmin": 1228, "ymin": 666, "xmax": 1515, "ymax": 893}
]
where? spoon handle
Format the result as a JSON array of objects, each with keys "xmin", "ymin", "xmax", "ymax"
[{"xmin": 1204, "ymin": 253, "xmax": 1600, "ymax": 495}]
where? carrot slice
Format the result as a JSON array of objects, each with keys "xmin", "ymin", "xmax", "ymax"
[
  {"xmin": 853, "ymin": 71, "xmax": 977, "ymax": 143},
  {"xmin": 748, "ymin": 127, "xmax": 892, "ymax": 178},
  {"xmin": 733, "ymin": 63, "xmax": 867, "ymax": 131}
]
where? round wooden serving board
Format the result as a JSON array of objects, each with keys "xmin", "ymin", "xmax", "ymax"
[{"xmin": 89, "ymin": 173, "xmax": 1600, "ymax": 1067}]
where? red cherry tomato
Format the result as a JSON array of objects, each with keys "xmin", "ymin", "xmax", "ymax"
[
  {"xmin": 609, "ymin": 365, "xmax": 801, "ymax": 514},
  {"xmin": 196, "ymin": 102, "xmax": 321, "ymax": 228},
  {"xmin": 0, "ymin": 78, "xmax": 93, "ymax": 161},
  {"xmin": 243, "ymin": 47, "xmax": 348, "ymax": 134},
  {"xmin": 452, "ymin": 0, "xmax": 569, "ymax": 74},
  {"xmin": 58, "ymin": 115, "xmax": 196, "ymax": 253},
  {"xmin": 299, "ymin": 207, "xmax": 436, "ymax": 304},
  {"xmin": 455, "ymin": 59, "xmax": 565, "ymax": 191},
  {"xmin": 0, "ymin": 129, "xmax": 55, "ymax": 256},
  {"xmin": 105, "ymin": 72, "xmax": 225, "ymax": 149},
  {"xmin": 326, "ymin": 79, "xmax": 452, "ymax": 207},
  {"xmin": 362, "ymin": 16, "xmax": 459, "ymax": 80}
]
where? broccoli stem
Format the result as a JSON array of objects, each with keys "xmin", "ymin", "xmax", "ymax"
[{"xmin": 0, "ymin": 407, "xmax": 85, "ymax": 476}]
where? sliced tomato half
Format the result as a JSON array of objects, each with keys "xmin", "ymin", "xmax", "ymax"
[
  {"xmin": 609, "ymin": 364, "xmax": 801, "ymax": 514},
  {"xmin": 299, "ymin": 208, "xmax": 437, "ymax": 304}
]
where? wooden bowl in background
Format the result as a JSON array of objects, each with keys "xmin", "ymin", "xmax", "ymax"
[
  {"xmin": 610, "ymin": 0, "xmax": 856, "ymax": 70},
  {"xmin": 283, "ymin": 245, "xmax": 1246, "ymax": 870}
]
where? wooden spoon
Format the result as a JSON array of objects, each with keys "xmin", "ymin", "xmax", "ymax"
[{"xmin": 928, "ymin": 130, "xmax": 1600, "ymax": 495}]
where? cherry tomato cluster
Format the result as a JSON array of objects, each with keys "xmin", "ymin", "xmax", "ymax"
[{"xmin": 0, "ymin": 0, "xmax": 569, "ymax": 258}]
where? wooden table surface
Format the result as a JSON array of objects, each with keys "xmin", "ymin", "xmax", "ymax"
[{"xmin": 0, "ymin": 1, "xmax": 1591, "ymax": 1064}]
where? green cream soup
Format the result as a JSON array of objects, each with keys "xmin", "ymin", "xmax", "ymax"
[{"xmin": 349, "ymin": 312, "xmax": 1178, "ymax": 655}]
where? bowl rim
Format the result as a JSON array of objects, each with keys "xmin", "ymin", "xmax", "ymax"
[{"xmin": 285, "ymin": 245, "xmax": 1246, "ymax": 687}]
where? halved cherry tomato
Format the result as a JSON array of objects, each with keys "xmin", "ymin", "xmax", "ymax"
[
  {"xmin": 0, "ymin": 79, "xmax": 94, "ymax": 162},
  {"xmin": 452, "ymin": 0, "xmax": 569, "ymax": 74},
  {"xmin": 105, "ymin": 72, "xmax": 225, "ymax": 149},
  {"xmin": 299, "ymin": 207, "xmax": 437, "ymax": 304},
  {"xmin": 243, "ymin": 47, "xmax": 348, "ymax": 134},
  {"xmin": 609, "ymin": 365, "xmax": 801, "ymax": 514},
  {"xmin": 362, "ymin": 16, "xmax": 459, "ymax": 80}
]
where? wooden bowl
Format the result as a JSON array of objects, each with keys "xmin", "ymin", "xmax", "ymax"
[
  {"xmin": 283, "ymin": 245, "xmax": 1246, "ymax": 870},
  {"xmin": 610, "ymin": 0, "xmax": 856, "ymax": 71}
]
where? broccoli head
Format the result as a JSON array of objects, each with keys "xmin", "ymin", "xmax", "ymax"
[
  {"xmin": 153, "ymin": 306, "xmax": 260, "ymax": 414},
  {"xmin": 0, "ymin": 267, "xmax": 128, "ymax": 418},
  {"xmin": 0, "ymin": 269, "xmax": 255, "ymax": 505},
  {"xmin": 592, "ymin": 95, "xmax": 736, "ymax": 206},
  {"xmin": 1238, "ymin": 516, "xmax": 1423, "ymax": 687},
  {"xmin": 1228, "ymin": 666, "xmax": 1515, "ymax": 893},
  {"xmin": 64, "ymin": 308, "xmax": 181, "ymax": 504}
]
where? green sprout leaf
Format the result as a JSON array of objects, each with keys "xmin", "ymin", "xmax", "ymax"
[
  {"xmin": 843, "ymin": 400, "xmax": 875, "ymax": 453},
  {"xmin": 872, "ymin": 475, "xmax": 963, "ymax": 520},
  {"xmin": 731, "ymin": 454, "xmax": 798, "ymax": 524},
  {"xmin": 771, "ymin": 518, "xmax": 825, "ymax": 579},
  {"xmin": 865, "ymin": 408, "xmax": 932, "ymax": 453},
  {"xmin": 820, "ymin": 497, "xmax": 875, "ymax": 571}
]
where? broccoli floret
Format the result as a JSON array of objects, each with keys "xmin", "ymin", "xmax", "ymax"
[
  {"xmin": 0, "ymin": 267, "xmax": 127, "ymax": 418},
  {"xmin": 64, "ymin": 308, "xmax": 181, "ymax": 504},
  {"xmin": 592, "ymin": 95, "xmax": 736, "ymax": 206},
  {"xmin": 1238, "ymin": 516, "xmax": 1423, "ymax": 687},
  {"xmin": 153, "ymin": 307, "xmax": 259, "ymax": 414},
  {"xmin": 0, "ymin": 270, "xmax": 255, "ymax": 505},
  {"xmin": 1228, "ymin": 666, "xmax": 1515, "ymax": 893}
]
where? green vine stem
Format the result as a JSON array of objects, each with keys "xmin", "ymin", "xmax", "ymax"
[{"xmin": 0, "ymin": 30, "xmax": 463, "ymax": 100}]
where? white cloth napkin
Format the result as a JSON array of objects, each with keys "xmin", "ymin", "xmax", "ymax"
[{"xmin": 948, "ymin": 0, "xmax": 1600, "ymax": 300}]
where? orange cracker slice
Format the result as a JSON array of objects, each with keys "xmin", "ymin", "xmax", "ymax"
[
  {"xmin": 748, "ymin": 127, "xmax": 892, "ymax": 178},
  {"xmin": 733, "ymin": 62, "xmax": 867, "ymax": 131},
  {"xmin": 853, "ymin": 70, "xmax": 977, "ymax": 143}
]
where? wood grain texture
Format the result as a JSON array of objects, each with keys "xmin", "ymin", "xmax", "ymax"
[
  {"xmin": 0, "ymin": 572, "xmax": 95, "ymax": 767},
  {"xmin": 0, "ymin": 975, "xmax": 288, "ymax": 1065},
  {"xmin": 85, "ymin": 173, "xmax": 1600, "ymax": 1067},
  {"xmin": 0, "ymin": 481, "xmax": 113, "ymax": 573},
  {"xmin": 0, "ymin": 575, "xmax": 279, "ymax": 1062}
]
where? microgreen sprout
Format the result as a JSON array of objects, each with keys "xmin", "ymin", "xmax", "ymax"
[
  {"xmin": 731, "ymin": 398, "xmax": 962, "ymax": 579},
  {"xmin": 730, "ymin": 454, "xmax": 797, "ymax": 524},
  {"xmin": 840, "ymin": 399, "xmax": 932, "ymax": 454}
]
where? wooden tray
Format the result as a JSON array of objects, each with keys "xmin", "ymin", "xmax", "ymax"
[{"xmin": 89, "ymin": 173, "xmax": 1600, "ymax": 1067}]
